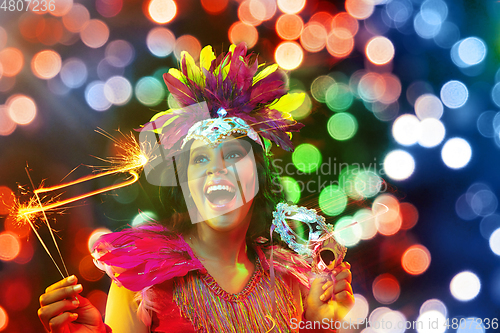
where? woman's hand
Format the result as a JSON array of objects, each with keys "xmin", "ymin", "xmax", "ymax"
[
  {"xmin": 38, "ymin": 275, "xmax": 107, "ymax": 333},
  {"xmin": 304, "ymin": 262, "xmax": 354, "ymax": 325}
]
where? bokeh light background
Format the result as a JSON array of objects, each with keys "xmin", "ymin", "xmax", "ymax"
[{"xmin": 1, "ymin": 0, "xmax": 500, "ymax": 331}]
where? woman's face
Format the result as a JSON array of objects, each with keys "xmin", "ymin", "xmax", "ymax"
[{"xmin": 186, "ymin": 136, "xmax": 258, "ymax": 231}]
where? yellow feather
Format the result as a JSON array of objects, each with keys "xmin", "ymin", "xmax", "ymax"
[
  {"xmin": 150, "ymin": 109, "xmax": 174, "ymax": 122},
  {"xmin": 253, "ymin": 64, "xmax": 279, "ymax": 85},
  {"xmin": 146, "ymin": 111, "xmax": 179, "ymax": 134},
  {"xmin": 180, "ymin": 51, "xmax": 202, "ymax": 86},
  {"xmin": 200, "ymin": 45, "xmax": 215, "ymax": 71},
  {"xmin": 168, "ymin": 68, "xmax": 186, "ymax": 83},
  {"xmin": 269, "ymin": 92, "xmax": 306, "ymax": 113}
]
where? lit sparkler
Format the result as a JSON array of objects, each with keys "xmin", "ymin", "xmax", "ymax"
[{"xmin": 10, "ymin": 130, "xmax": 154, "ymax": 278}]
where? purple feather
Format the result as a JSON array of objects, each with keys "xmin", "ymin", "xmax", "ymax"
[{"xmin": 163, "ymin": 73, "xmax": 197, "ymax": 107}]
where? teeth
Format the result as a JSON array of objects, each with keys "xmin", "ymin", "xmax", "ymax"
[{"xmin": 206, "ymin": 185, "xmax": 235, "ymax": 194}]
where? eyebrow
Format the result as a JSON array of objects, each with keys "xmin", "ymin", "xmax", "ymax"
[
  {"xmin": 189, "ymin": 146, "xmax": 209, "ymax": 157},
  {"xmin": 190, "ymin": 141, "xmax": 246, "ymax": 156}
]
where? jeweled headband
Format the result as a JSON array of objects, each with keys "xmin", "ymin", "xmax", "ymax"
[{"xmin": 138, "ymin": 43, "xmax": 305, "ymax": 160}]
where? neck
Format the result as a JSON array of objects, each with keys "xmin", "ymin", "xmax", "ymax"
[{"xmin": 188, "ymin": 214, "xmax": 253, "ymax": 266}]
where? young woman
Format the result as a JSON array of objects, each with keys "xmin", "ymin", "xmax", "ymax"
[{"xmin": 38, "ymin": 43, "xmax": 354, "ymax": 333}]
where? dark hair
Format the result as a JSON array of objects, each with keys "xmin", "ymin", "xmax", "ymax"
[{"xmin": 159, "ymin": 137, "xmax": 285, "ymax": 244}]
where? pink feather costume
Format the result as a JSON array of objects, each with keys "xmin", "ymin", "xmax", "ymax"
[{"xmin": 92, "ymin": 224, "xmax": 322, "ymax": 333}]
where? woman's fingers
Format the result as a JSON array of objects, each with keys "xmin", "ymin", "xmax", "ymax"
[
  {"xmin": 39, "ymin": 276, "xmax": 84, "ymax": 332},
  {"xmin": 45, "ymin": 275, "xmax": 78, "ymax": 294},
  {"xmin": 40, "ymin": 284, "xmax": 83, "ymax": 306},
  {"xmin": 333, "ymin": 279, "xmax": 353, "ymax": 297},
  {"xmin": 332, "ymin": 263, "xmax": 352, "ymax": 284},
  {"xmin": 319, "ymin": 283, "xmax": 334, "ymax": 301},
  {"xmin": 48, "ymin": 312, "xmax": 79, "ymax": 333},
  {"xmin": 38, "ymin": 298, "xmax": 79, "ymax": 325}
]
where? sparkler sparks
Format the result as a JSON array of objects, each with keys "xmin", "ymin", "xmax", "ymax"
[
  {"xmin": 8, "ymin": 130, "xmax": 155, "ymax": 278},
  {"xmin": 15, "ymin": 130, "xmax": 153, "ymax": 219}
]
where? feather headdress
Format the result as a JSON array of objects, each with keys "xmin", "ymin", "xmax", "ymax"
[{"xmin": 138, "ymin": 43, "xmax": 305, "ymax": 159}]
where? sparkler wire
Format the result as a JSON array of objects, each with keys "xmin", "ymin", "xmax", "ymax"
[
  {"xmin": 26, "ymin": 166, "xmax": 69, "ymax": 277},
  {"xmin": 23, "ymin": 216, "xmax": 65, "ymax": 279},
  {"xmin": 19, "ymin": 170, "xmax": 140, "ymax": 217}
]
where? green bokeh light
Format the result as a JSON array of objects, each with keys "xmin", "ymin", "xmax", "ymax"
[
  {"xmin": 354, "ymin": 170, "xmax": 382, "ymax": 198},
  {"xmin": 292, "ymin": 143, "xmax": 323, "ymax": 173},
  {"xmin": 318, "ymin": 185, "xmax": 347, "ymax": 216},
  {"xmin": 334, "ymin": 216, "xmax": 362, "ymax": 247},
  {"xmin": 327, "ymin": 112, "xmax": 358, "ymax": 141},
  {"xmin": 281, "ymin": 176, "xmax": 301, "ymax": 204},
  {"xmin": 168, "ymin": 92, "xmax": 181, "ymax": 109},
  {"xmin": 153, "ymin": 67, "xmax": 170, "ymax": 82},
  {"xmin": 132, "ymin": 211, "xmax": 158, "ymax": 226},
  {"xmin": 326, "ymin": 82, "xmax": 353, "ymax": 112},
  {"xmin": 338, "ymin": 165, "xmax": 362, "ymax": 200},
  {"xmin": 289, "ymin": 89, "xmax": 312, "ymax": 120},
  {"xmin": 311, "ymin": 75, "xmax": 335, "ymax": 103},
  {"xmin": 135, "ymin": 76, "xmax": 165, "ymax": 106}
]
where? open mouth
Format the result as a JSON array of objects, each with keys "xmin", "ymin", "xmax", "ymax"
[{"xmin": 205, "ymin": 185, "xmax": 236, "ymax": 205}]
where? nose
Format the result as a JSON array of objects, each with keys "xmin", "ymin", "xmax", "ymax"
[
  {"xmin": 207, "ymin": 167, "xmax": 228, "ymax": 176},
  {"xmin": 206, "ymin": 151, "xmax": 227, "ymax": 176}
]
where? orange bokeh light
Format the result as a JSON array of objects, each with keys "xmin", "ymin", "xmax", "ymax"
[
  {"xmin": 378, "ymin": 73, "xmax": 402, "ymax": 105},
  {"xmin": 19, "ymin": 13, "xmax": 45, "ymax": 40},
  {"xmin": 173, "ymin": 35, "xmax": 201, "ymax": 61},
  {"xmin": 326, "ymin": 28, "xmax": 354, "ymax": 58},
  {"xmin": 201, "ymin": 0, "xmax": 228, "ymax": 15},
  {"xmin": 13, "ymin": 239, "xmax": 34, "ymax": 264},
  {"xmin": 88, "ymin": 228, "xmax": 111, "ymax": 253},
  {"xmin": 31, "ymin": 50, "xmax": 62, "ymax": 79},
  {"xmin": 0, "ymin": 306, "xmax": 7, "ymax": 331},
  {"xmin": 345, "ymin": 0, "xmax": 374, "ymax": 20},
  {"xmin": 7, "ymin": 95, "xmax": 37, "ymax": 125},
  {"xmin": 276, "ymin": 14, "xmax": 303, "ymax": 40},
  {"xmin": 372, "ymin": 273, "xmax": 400, "ymax": 304},
  {"xmin": 373, "ymin": 194, "xmax": 401, "ymax": 236},
  {"xmin": 37, "ymin": 17, "xmax": 64, "ymax": 45},
  {"xmin": 79, "ymin": 255, "xmax": 105, "ymax": 281},
  {"xmin": 310, "ymin": 12, "xmax": 334, "ymax": 33},
  {"xmin": 402, "ymin": 245, "xmax": 431, "ymax": 275},
  {"xmin": 275, "ymin": 41, "xmax": 304, "ymax": 70},
  {"xmin": 300, "ymin": 22, "xmax": 327, "ymax": 52},
  {"xmin": 366, "ymin": 36, "xmax": 395, "ymax": 65},
  {"xmin": 148, "ymin": 0, "xmax": 177, "ymax": 24},
  {"xmin": 400, "ymin": 202, "xmax": 419, "ymax": 230},
  {"xmin": 0, "ymin": 48, "xmax": 24, "ymax": 77},
  {"xmin": 250, "ymin": 0, "xmax": 276, "ymax": 21},
  {"xmin": 238, "ymin": 0, "xmax": 263, "ymax": 26},
  {"xmin": 3, "ymin": 279, "xmax": 31, "ymax": 311},
  {"xmin": 229, "ymin": 22, "xmax": 258, "ymax": 49},
  {"xmin": 358, "ymin": 72, "xmax": 386, "ymax": 102},
  {"xmin": 50, "ymin": 0, "xmax": 74, "ymax": 17},
  {"xmin": 332, "ymin": 12, "xmax": 359, "ymax": 37},
  {"xmin": 0, "ymin": 232, "xmax": 21, "ymax": 261},
  {"xmin": 277, "ymin": 0, "xmax": 306, "ymax": 15},
  {"xmin": 63, "ymin": 4, "xmax": 90, "ymax": 33},
  {"xmin": 0, "ymin": 105, "xmax": 16, "ymax": 136},
  {"xmin": 87, "ymin": 290, "xmax": 108, "ymax": 316},
  {"xmin": 0, "ymin": 186, "xmax": 14, "ymax": 215},
  {"xmin": 80, "ymin": 19, "xmax": 110, "ymax": 48}
]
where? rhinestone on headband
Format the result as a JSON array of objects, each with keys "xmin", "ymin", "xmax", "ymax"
[{"xmin": 181, "ymin": 116, "xmax": 263, "ymax": 149}]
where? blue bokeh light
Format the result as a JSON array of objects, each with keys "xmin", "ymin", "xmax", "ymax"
[{"xmin": 440, "ymin": 80, "xmax": 468, "ymax": 108}]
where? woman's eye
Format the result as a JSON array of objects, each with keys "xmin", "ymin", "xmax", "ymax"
[
  {"xmin": 225, "ymin": 151, "xmax": 242, "ymax": 160},
  {"xmin": 193, "ymin": 155, "xmax": 208, "ymax": 164}
]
